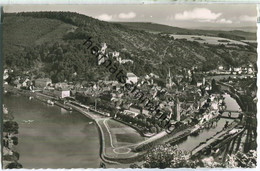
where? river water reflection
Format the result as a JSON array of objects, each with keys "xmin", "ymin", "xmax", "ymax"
[
  {"xmin": 4, "ymin": 94, "xmax": 101, "ymax": 169},
  {"xmin": 177, "ymin": 94, "xmax": 241, "ymax": 151},
  {"xmin": 4, "ymin": 93, "xmax": 241, "ymax": 168}
]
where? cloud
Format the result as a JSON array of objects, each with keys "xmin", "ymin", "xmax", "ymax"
[
  {"xmin": 96, "ymin": 12, "xmax": 136, "ymax": 21},
  {"xmin": 118, "ymin": 12, "xmax": 136, "ymax": 19},
  {"xmin": 216, "ymin": 18, "xmax": 233, "ymax": 24},
  {"xmin": 239, "ymin": 15, "xmax": 256, "ymax": 22},
  {"xmin": 175, "ymin": 8, "xmax": 222, "ymax": 22},
  {"xmin": 97, "ymin": 14, "xmax": 113, "ymax": 21}
]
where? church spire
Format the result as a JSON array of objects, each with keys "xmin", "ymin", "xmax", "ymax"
[{"xmin": 166, "ymin": 68, "xmax": 173, "ymax": 88}]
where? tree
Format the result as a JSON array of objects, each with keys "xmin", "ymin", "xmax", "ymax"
[
  {"xmin": 201, "ymin": 150, "xmax": 257, "ymax": 168},
  {"xmin": 211, "ymin": 79, "xmax": 217, "ymax": 92},
  {"xmin": 6, "ymin": 162, "xmax": 23, "ymax": 169},
  {"xmin": 228, "ymin": 150, "xmax": 257, "ymax": 168},
  {"xmin": 190, "ymin": 74, "xmax": 197, "ymax": 85},
  {"xmin": 143, "ymin": 144, "xmax": 197, "ymax": 168},
  {"xmin": 150, "ymin": 126, "xmax": 157, "ymax": 133},
  {"xmin": 129, "ymin": 164, "xmax": 141, "ymax": 168},
  {"xmin": 3, "ymin": 152, "xmax": 20, "ymax": 161},
  {"xmin": 11, "ymin": 136, "xmax": 19, "ymax": 145},
  {"xmin": 3, "ymin": 121, "xmax": 19, "ymax": 134}
]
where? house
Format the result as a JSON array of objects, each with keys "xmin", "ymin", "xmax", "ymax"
[
  {"xmin": 100, "ymin": 43, "xmax": 107, "ymax": 54},
  {"xmin": 123, "ymin": 106, "xmax": 142, "ymax": 117},
  {"xmin": 54, "ymin": 89, "xmax": 70, "ymax": 98},
  {"xmin": 21, "ymin": 78, "xmax": 30, "ymax": 87},
  {"xmin": 111, "ymin": 51, "xmax": 120, "ymax": 58},
  {"xmin": 97, "ymin": 53, "xmax": 108, "ymax": 65},
  {"xmin": 176, "ymin": 75, "xmax": 184, "ymax": 84},
  {"xmin": 218, "ymin": 65, "xmax": 224, "ymax": 70},
  {"xmin": 120, "ymin": 59, "xmax": 133, "ymax": 64},
  {"xmin": 111, "ymin": 51, "xmax": 121, "ymax": 62},
  {"xmin": 126, "ymin": 72, "xmax": 139, "ymax": 84},
  {"xmin": 35, "ymin": 78, "xmax": 52, "ymax": 88},
  {"xmin": 129, "ymin": 107, "xmax": 141, "ymax": 114},
  {"xmin": 3, "ymin": 69, "xmax": 9, "ymax": 81},
  {"xmin": 3, "ymin": 74, "xmax": 9, "ymax": 85},
  {"xmin": 233, "ymin": 67, "xmax": 242, "ymax": 74},
  {"xmin": 247, "ymin": 67, "xmax": 254, "ymax": 74},
  {"xmin": 13, "ymin": 78, "xmax": 20, "ymax": 88},
  {"xmin": 123, "ymin": 110, "xmax": 139, "ymax": 118},
  {"xmin": 55, "ymin": 82, "xmax": 69, "ymax": 90},
  {"xmin": 149, "ymin": 73, "xmax": 159, "ymax": 79},
  {"xmin": 142, "ymin": 109, "xmax": 150, "ymax": 116},
  {"xmin": 197, "ymin": 82, "xmax": 203, "ymax": 87},
  {"xmin": 243, "ymin": 64, "xmax": 254, "ymax": 74}
]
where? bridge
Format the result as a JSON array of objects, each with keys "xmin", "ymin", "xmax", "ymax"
[
  {"xmin": 190, "ymin": 112, "xmax": 256, "ymax": 161},
  {"xmin": 190, "ymin": 120, "xmax": 242, "ymax": 157},
  {"xmin": 222, "ymin": 110, "xmax": 241, "ymax": 113},
  {"xmin": 219, "ymin": 110, "xmax": 243, "ymax": 119}
]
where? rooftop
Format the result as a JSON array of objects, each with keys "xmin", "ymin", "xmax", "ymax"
[{"xmin": 127, "ymin": 72, "xmax": 138, "ymax": 77}]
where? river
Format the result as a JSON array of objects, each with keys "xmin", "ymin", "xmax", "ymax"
[
  {"xmin": 4, "ymin": 94, "xmax": 101, "ymax": 169},
  {"xmin": 4, "ymin": 93, "xmax": 241, "ymax": 168},
  {"xmin": 176, "ymin": 94, "xmax": 242, "ymax": 151}
]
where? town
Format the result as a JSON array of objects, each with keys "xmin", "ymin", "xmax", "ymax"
[
  {"xmin": 2, "ymin": 41, "xmax": 257, "ymax": 168},
  {"xmin": 2, "ymin": 6, "xmax": 258, "ymax": 169}
]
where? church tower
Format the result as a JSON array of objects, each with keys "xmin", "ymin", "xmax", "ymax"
[
  {"xmin": 166, "ymin": 68, "xmax": 173, "ymax": 88},
  {"xmin": 173, "ymin": 96, "xmax": 181, "ymax": 121}
]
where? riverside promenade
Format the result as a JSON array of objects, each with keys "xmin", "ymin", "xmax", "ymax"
[
  {"xmin": 65, "ymin": 102, "xmax": 216, "ymax": 163},
  {"xmin": 66, "ymin": 103, "xmax": 146, "ymax": 163},
  {"xmin": 66, "ymin": 103, "xmax": 226, "ymax": 163}
]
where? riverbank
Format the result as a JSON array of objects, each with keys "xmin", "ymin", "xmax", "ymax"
[
  {"xmin": 3, "ymin": 94, "xmax": 104, "ymax": 168},
  {"xmin": 217, "ymin": 82, "xmax": 245, "ymax": 111},
  {"xmin": 3, "ymin": 85, "xmax": 243, "ymax": 165},
  {"xmin": 4, "ymin": 86, "xmax": 147, "ymax": 164},
  {"xmin": 2, "ymin": 105, "xmax": 23, "ymax": 169}
]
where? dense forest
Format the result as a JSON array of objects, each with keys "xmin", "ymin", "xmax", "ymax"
[{"xmin": 3, "ymin": 12, "xmax": 257, "ymax": 83}]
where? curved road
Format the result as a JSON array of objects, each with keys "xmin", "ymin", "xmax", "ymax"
[{"xmin": 67, "ymin": 103, "xmax": 146, "ymax": 163}]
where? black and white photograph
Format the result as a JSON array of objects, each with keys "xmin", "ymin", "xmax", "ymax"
[{"xmin": 1, "ymin": 2, "xmax": 258, "ymax": 169}]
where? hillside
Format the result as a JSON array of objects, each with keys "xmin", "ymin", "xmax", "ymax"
[
  {"xmin": 3, "ymin": 12, "xmax": 257, "ymax": 83},
  {"xmin": 3, "ymin": 14, "xmax": 76, "ymax": 60},
  {"xmin": 115, "ymin": 22, "xmax": 257, "ymax": 40},
  {"xmin": 113, "ymin": 22, "xmax": 190, "ymax": 34}
]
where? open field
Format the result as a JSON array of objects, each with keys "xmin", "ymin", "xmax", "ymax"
[
  {"xmin": 169, "ymin": 35, "xmax": 248, "ymax": 45},
  {"xmin": 115, "ymin": 22, "xmax": 256, "ymax": 40}
]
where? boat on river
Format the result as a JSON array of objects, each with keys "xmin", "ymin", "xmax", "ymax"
[
  {"xmin": 47, "ymin": 100, "xmax": 54, "ymax": 105},
  {"xmin": 3, "ymin": 104, "xmax": 8, "ymax": 114},
  {"xmin": 22, "ymin": 120, "xmax": 34, "ymax": 124}
]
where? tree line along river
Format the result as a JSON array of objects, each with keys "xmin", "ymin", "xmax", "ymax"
[{"xmin": 3, "ymin": 93, "xmax": 241, "ymax": 168}]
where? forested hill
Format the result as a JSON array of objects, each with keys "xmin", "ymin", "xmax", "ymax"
[{"xmin": 3, "ymin": 12, "xmax": 257, "ymax": 83}]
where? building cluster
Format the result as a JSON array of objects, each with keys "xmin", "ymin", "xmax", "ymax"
[
  {"xmin": 97, "ymin": 43, "xmax": 133, "ymax": 65},
  {"xmin": 72, "ymin": 66, "xmax": 218, "ymax": 134},
  {"xmin": 3, "ymin": 41, "xmax": 256, "ymax": 135},
  {"xmin": 4, "ymin": 70, "xmax": 71, "ymax": 99},
  {"xmin": 2, "ymin": 56, "xmax": 224, "ymax": 135},
  {"xmin": 205, "ymin": 64, "xmax": 255, "ymax": 75}
]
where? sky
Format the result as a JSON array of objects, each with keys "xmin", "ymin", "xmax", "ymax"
[{"xmin": 3, "ymin": 4, "xmax": 258, "ymax": 30}]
